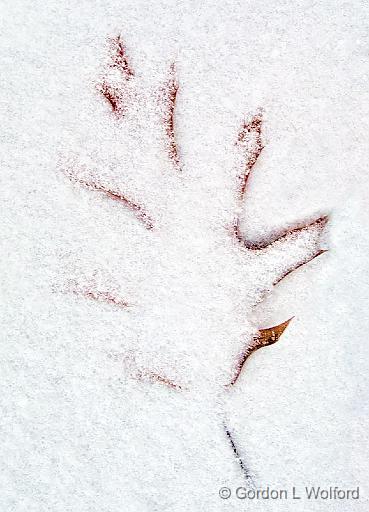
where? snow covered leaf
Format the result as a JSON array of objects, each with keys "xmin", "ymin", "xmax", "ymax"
[{"xmin": 58, "ymin": 34, "xmax": 329, "ymax": 482}]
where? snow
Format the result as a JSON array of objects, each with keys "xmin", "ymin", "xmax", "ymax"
[{"xmin": 1, "ymin": 0, "xmax": 369, "ymax": 510}]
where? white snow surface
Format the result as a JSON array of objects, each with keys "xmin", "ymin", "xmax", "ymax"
[{"xmin": 1, "ymin": 1, "xmax": 369, "ymax": 511}]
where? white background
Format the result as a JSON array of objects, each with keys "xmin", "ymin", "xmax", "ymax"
[{"xmin": 1, "ymin": 1, "xmax": 369, "ymax": 510}]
